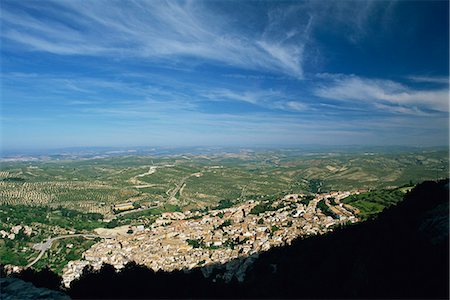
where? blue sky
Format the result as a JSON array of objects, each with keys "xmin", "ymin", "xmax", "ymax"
[{"xmin": 1, "ymin": 0, "xmax": 449, "ymax": 151}]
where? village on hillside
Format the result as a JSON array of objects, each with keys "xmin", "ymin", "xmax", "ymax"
[{"xmin": 62, "ymin": 190, "xmax": 361, "ymax": 287}]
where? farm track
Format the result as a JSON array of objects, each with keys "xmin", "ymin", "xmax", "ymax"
[
  {"xmin": 114, "ymin": 171, "xmax": 202, "ymax": 217},
  {"xmin": 168, "ymin": 172, "xmax": 202, "ymax": 201}
]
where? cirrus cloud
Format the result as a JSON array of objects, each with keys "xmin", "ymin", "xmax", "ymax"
[
  {"xmin": 1, "ymin": 0, "xmax": 307, "ymax": 77},
  {"xmin": 314, "ymin": 74, "xmax": 449, "ymax": 112}
]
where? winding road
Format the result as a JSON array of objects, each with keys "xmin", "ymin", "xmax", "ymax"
[{"xmin": 26, "ymin": 234, "xmax": 110, "ymax": 268}]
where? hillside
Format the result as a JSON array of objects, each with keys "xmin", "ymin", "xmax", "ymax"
[
  {"xmin": 2, "ymin": 149, "xmax": 446, "ymax": 274},
  {"xmin": 242, "ymin": 179, "xmax": 449, "ymax": 298},
  {"xmin": 7, "ymin": 179, "xmax": 448, "ymax": 299}
]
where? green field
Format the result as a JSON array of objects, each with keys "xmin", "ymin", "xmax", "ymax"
[
  {"xmin": 0, "ymin": 205, "xmax": 106, "ymax": 269},
  {"xmin": 0, "ymin": 148, "xmax": 448, "ymax": 271},
  {"xmin": 342, "ymin": 188, "xmax": 407, "ymax": 220},
  {"xmin": 1, "ymin": 149, "xmax": 447, "ymax": 216}
]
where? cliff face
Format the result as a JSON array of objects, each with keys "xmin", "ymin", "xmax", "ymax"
[{"xmin": 7, "ymin": 180, "xmax": 449, "ymax": 299}]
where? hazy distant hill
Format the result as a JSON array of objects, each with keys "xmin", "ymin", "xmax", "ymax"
[{"xmin": 8, "ymin": 179, "xmax": 448, "ymax": 299}]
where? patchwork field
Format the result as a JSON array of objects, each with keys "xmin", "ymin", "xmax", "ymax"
[
  {"xmin": 1, "ymin": 149, "xmax": 448, "ymax": 216},
  {"xmin": 0, "ymin": 147, "xmax": 448, "ymax": 273}
]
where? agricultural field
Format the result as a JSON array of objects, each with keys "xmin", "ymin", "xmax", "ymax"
[
  {"xmin": 0, "ymin": 147, "xmax": 448, "ymax": 272},
  {"xmin": 341, "ymin": 188, "xmax": 406, "ymax": 220},
  {"xmin": 0, "ymin": 148, "xmax": 448, "ymax": 215}
]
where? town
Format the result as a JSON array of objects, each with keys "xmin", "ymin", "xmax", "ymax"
[{"xmin": 62, "ymin": 190, "xmax": 360, "ymax": 287}]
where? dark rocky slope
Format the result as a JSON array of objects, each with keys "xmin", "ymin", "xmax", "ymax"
[{"xmin": 0, "ymin": 277, "xmax": 69, "ymax": 300}]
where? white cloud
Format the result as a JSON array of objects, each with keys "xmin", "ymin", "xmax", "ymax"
[
  {"xmin": 204, "ymin": 88, "xmax": 307, "ymax": 112},
  {"xmin": 204, "ymin": 89, "xmax": 283, "ymax": 105},
  {"xmin": 257, "ymin": 41, "xmax": 304, "ymax": 77},
  {"xmin": 275, "ymin": 101, "xmax": 307, "ymax": 112},
  {"xmin": 408, "ymin": 76, "xmax": 449, "ymax": 84},
  {"xmin": 373, "ymin": 103, "xmax": 432, "ymax": 116},
  {"xmin": 1, "ymin": 0, "xmax": 306, "ymax": 77},
  {"xmin": 314, "ymin": 75, "xmax": 449, "ymax": 112}
]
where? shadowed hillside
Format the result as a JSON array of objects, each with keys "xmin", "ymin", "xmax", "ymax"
[
  {"xmin": 243, "ymin": 179, "xmax": 449, "ymax": 299},
  {"xmin": 5, "ymin": 179, "xmax": 449, "ymax": 299}
]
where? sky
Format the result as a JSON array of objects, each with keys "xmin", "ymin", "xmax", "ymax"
[{"xmin": 1, "ymin": 0, "xmax": 449, "ymax": 151}]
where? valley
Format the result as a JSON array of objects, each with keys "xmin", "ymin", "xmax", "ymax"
[{"xmin": 0, "ymin": 147, "xmax": 448, "ymax": 282}]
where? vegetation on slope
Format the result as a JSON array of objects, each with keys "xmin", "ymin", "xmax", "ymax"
[
  {"xmin": 316, "ymin": 199, "xmax": 338, "ymax": 219},
  {"xmin": 342, "ymin": 188, "xmax": 406, "ymax": 220},
  {"xmin": 9, "ymin": 179, "xmax": 446, "ymax": 299},
  {"xmin": 0, "ymin": 205, "xmax": 105, "ymax": 270},
  {"xmin": 0, "ymin": 205, "xmax": 104, "ymax": 231}
]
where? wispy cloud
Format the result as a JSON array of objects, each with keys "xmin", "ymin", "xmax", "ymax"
[
  {"xmin": 277, "ymin": 101, "xmax": 307, "ymax": 112},
  {"xmin": 204, "ymin": 88, "xmax": 307, "ymax": 112},
  {"xmin": 314, "ymin": 74, "xmax": 449, "ymax": 112},
  {"xmin": 373, "ymin": 103, "xmax": 433, "ymax": 116},
  {"xmin": 1, "ymin": 0, "xmax": 307, "ymax": 77},
  {"xmin": 408, "ymin": 75, "xmax": 449, "ymax": 84},
  {"xmin": 204, "ymin": 89, "xmax": 283, "ymax": 105}
]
